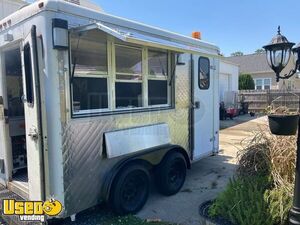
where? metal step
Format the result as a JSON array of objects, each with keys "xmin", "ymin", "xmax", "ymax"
[
  {"xmin": 0, "ymin": 184, "xmax": 24, "ymax": 225},
  {"xmin": 0, "ymin": 184, "xmax": 41, "ymax": 224},
  {"xmin": 7, "ymin": 181, "xmax": 29, "ymax": 200},
  {"xmin": 8, "ymin": 170, "xmax": 29, "ymax": 200}
]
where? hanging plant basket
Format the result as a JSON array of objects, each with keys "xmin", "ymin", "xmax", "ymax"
[{"xmin": 268, "ymin": 114, "xmax": 299, "ymax": 136}]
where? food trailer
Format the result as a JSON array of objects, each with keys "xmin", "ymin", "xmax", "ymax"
[{"xmin": 0, "ymin": 0, "xmax": 220, "ymax": 221}]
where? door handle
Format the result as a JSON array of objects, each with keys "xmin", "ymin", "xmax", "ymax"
[
  {"xmin": 193, "ymin": 101, "xmax": 200, "ymax": 109},
  {"xmin": 28, "ymin": 127, "xmax": 39, "ymax": 141}
]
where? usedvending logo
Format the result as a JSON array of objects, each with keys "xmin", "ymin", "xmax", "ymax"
[{"xmin": 2, "ymin": 198, "xmax": 63, "ymax": 222}]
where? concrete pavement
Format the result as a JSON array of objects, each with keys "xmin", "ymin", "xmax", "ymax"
[{"xmin": 137, "ymin": 115, "xmax": 267, "ymax": 225}]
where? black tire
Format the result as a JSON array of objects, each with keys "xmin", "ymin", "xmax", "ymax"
[
  {"xmin": 155, "ymin": 152, "xmax": 187, "ymax": 196},
  {"xmin": 110, "ymin": 164, "xmax": 150, "ymax": 215}
]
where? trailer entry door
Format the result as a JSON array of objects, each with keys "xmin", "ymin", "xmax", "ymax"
[
  {"xmin": 21, "ymin": 26, "xmax": 44, "ymax": 200},
  {"xmin": 192, "ymin": 55, "xmax": 214, "ymax": 159}
]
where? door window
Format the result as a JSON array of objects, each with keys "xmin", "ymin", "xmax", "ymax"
[
  {"xmin": 23, "ymin": 43, "xmax": 34, "ymax": 105},
  {"xmin": 198, "ymin": 57, "xmax": 210, "ymax": 89},
  {"xmin": 5, "ymin": 49, "xmax": 24, "ymax": 117}
]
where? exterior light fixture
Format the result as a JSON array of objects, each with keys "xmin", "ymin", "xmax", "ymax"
[
  {"xmin": 52, "ymin": 18, "xmax": 68, "ymax": 50},
  {"xmin": 263, "ymin": 27, "xmax": 300, "ymax": 225},
  {"xmin": 263, "ymin": 26, "xmax": 296, "ymax": 82}
]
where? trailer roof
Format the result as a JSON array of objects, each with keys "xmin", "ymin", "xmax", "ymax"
[{"xmin": 0, "ymin": 0, "xmax": 220, "ymax": 55}]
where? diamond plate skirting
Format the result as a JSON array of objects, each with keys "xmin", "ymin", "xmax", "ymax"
[{"xmin": 62, "ymin": 58, "xmax": 191, "ymax": 216}]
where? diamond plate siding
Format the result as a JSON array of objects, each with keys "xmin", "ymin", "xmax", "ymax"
[{"xmin": 62, "ymin": 57, "xmax": 191, "ymax": 216}]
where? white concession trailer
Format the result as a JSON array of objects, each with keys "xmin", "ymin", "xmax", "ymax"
[{"xmin": 0, "ymin": 0, "xmax": 220, "ymax": 221}]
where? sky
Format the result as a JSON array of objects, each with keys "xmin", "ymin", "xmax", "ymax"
[{"xmin": 94, "ymin": 0, "xmax": 300, "ymax": 56}]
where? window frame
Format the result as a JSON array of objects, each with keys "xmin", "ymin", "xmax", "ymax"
[
  {"xmin": 69, "ymin": 33, "xmax": 174, "ymax": 118},
  {"xmin": 198, "ymin": 56, "xmax": 210, "ymax": 90},
  {"xmin": 254, "ymin": 78, "xmax": 271, "ymax": 90},
  {"xmin": 70, "ymin": 32, "xmax": 110, "ymax": 115},
  {"xmin": 147, "ymin": 49, "xmax": 171, "ymax": 107}
]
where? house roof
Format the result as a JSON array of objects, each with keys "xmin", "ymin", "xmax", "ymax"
[{"xmin": 226, "ymin": 53, "xmax": 273, "ymax": 74}]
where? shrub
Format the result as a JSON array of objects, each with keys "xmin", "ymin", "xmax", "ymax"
[
  {"xmin": 209, "ymin": 125, "xmax": 296, "ymax": 225},
  {"xmin": 209, "ymin": 176, "xmax": 273, "ymax": 225},
  {"xmin": 264, "ymin": 187, "xmax": 293, "ymax": 225},
  {"xmin": 239, "ymin": 74, "xmax": 255, "ymax": 90},
  {"xmin": 237, "ymin": 126, "xmax": 296, "ymax": 191}
]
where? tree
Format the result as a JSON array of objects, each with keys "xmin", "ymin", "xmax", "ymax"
[
  {"xmin": 255, "ymin": 48, "xmax": 265, "ymax": 54},
  {"xmin": 231, "ymin": 51, "xmax": 244, "ymax": 56},
  {"xmin": 239, "ymin": 74, "xmax": 255, "ymax": 90}
]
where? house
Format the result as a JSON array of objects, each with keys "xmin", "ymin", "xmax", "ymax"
[
  {"xmin": 0, "ymin": 0, "xmax": 27, "ymax": 20},
  {"xmin": 219, "ymin": 60, "xmax": 239, "ymax": 106},
  {"xmin": 226, "ymin": 53, "xmax": 300, "ymax": 90}
]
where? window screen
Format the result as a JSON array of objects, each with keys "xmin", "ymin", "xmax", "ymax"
[
  {"xmin": 23, "ymin": 43, "xmax": 34, "ymax": 104},
  {"xmin": 71, "ymin": 30, "xmax": 109, "ymax": 113},
  {"xmin": 148, "ymin": 50, "xmax": 168, "ymax": 76},
  {"xmin": 116, "ymin": 46, "xmax": 142, "ymax": 75},
  {"xmin": 198, "ymin": 57, "xmax": 210, "ymax": 90},
  {"xmin": 148, "ymin": 80, "xmax": 168, "ymax": 105},
  {"xmin": 71, "ymin": 30, "xmax": 108, "ymax": 75},
  {"xmin": 73, "ymin": 77, "xmax": 108, "ymax": 111},
  {"xmin": 115, "ymin": 82, "xmax": 142, "ymax": 108}
]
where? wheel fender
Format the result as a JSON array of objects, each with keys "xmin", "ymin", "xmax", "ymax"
[{"xmin": 160, "ymin": 146, "xmax": 191, "ymax": 170}]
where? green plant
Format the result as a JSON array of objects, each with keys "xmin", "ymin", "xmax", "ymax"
[
  {"xmin": 264, "ymin": 187, "xmax": 293, "ymax": 225},
  {"xmin": 210, "ymin": 125, "xmax": 296, "ymax": 225},
  {"xmin": 209, "ymin": 176, "xmax": 273, "ymax": 225},
  {"xmin": 255, "ymin": 49, "xmax": 265, "ymax": 54},
  {"xmin": 239, "ymin": 74, "xmax": 255, "ymax": 90},
  {"xmin": 231, "ymin": 51, "xmax": 244, "ymax": 56}
]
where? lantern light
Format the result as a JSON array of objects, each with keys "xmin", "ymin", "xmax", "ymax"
[{"xmin": 263, "ymin": 26, "xmax": 295, "ymax": 81}]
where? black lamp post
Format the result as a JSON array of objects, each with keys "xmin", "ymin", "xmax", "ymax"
[{"xmin": 263, "ymin": 26, "xmax": 300, "ymax": 225}]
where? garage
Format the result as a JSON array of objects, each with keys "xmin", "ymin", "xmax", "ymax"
[{"xmin": 219, "ymin": 60, "xmax": 239, "ymax": 105}]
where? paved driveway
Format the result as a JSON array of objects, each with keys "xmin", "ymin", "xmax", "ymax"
[{"xmin": 136, "ymin": 115, "xmax": 267, "ymax": 225}]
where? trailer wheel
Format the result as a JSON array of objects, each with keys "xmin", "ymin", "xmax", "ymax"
[
  {"xmin": 155, "ymin": 152, "xmax": 186, "ymax": 196},
  {"xmin": 110, "ymin": 164, "xmax": 150, "ymax": 215}
]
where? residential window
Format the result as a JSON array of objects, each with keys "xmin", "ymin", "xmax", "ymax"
[
  {"xmin": 148, "ymin": 50, "xmax": 169, "ymax": 106},
  {"xmin": 255, "ymin": 78, "xmax": 271, "ymax": 90},
  {"xmin": 70, "ymin": 30, "xmax": 108, "ymax": 113},
  {"xmin": 264, "ymin": 78, "xmax": 271, "ymax": 90},
  {"xmin": 255, "ymin": 79, "xmax": 263, "ymax": 90},
  {"xmin": 115, "ymin": 45, "xmax": 143, "ymax": 108},
  {"xmin": 198, "ymin": 57, "xmax": 210, "ymax": 89}
]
